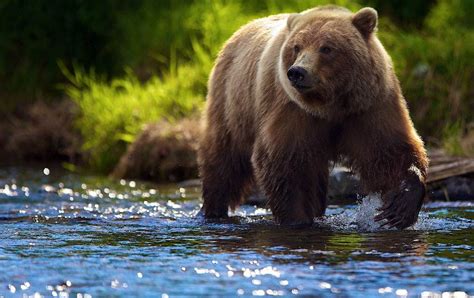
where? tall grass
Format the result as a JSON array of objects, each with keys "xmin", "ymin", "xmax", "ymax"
[{"xmin": 62, "ymin": 64, "xmax": 205, "ymax": 172}]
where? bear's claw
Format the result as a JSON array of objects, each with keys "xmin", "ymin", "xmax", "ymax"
[{"xmin": 375, "ymin": 174, "xmax": 426, "ymax": 230}]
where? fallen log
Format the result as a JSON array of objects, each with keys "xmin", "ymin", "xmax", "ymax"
[
  {"xmin": 428, "ymin": 159, "xmax": 474, "ymax": 182},
  {"xmin": 427, "ymin": 149, "xmax": 474, "ymax": 182}
]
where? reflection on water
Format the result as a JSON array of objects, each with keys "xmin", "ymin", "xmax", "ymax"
[{"xmin": 0, "ymin": 166, "xmax": 473, "ymax": 297}]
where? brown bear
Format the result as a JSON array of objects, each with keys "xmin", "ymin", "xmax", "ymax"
[{"xmin": 198, "ymin": 6, "xmax": 429, "ymax": 229}]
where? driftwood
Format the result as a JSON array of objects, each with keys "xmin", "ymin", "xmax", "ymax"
[{"xmin": 427, "ymin": 149, "xmax": 474, "ymax": 182}]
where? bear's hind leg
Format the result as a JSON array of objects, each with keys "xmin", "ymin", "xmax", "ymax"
[{"xmin": 199, "ymin": 135, "xmax": 253, "ymax": 219}]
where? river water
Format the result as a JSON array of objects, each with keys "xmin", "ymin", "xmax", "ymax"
[{"xmin": 0, "ymin": 167, "xmax": 472, "ymax": 297}]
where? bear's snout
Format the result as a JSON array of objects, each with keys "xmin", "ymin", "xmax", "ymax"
[{"xmin": 287, "ymin": 66, "xmax": 312, "ymax": 90}]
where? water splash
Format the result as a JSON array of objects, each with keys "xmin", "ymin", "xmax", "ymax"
[
  {"xmin": 317, "ymin": 194, "xmax": 474, "ymax": 232},
  {"xmin": 313, "ymin": 194, "xmax": 384, "ymax": 231},
  {"xmin": 354, "ymin": 194, "xmax": 383, "ymax": 231}
]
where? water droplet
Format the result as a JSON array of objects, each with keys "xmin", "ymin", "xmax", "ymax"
[
  {"xmin": 111, "ymin": 279, "xmax": 120, "ymax": 288},
  {"xmin": 252, "ymin": 289, "xmax": 265, "ymax": 296},
  {"xmin": 252, "ymin": 279, "xmax": 261, "ymax": 285},
  {"xmin": 243, "ymin": 269, "xmax": 252, "ymax": 278},
  {"xmin": 20, "ymin": 281, "xmax": 30, "ymax": 290},
  {"xmin": 379, "ymin": 287, "xmax": 393, "ymax": 294},
  {"xmin": 320, "ymin": 282, "xmax": 331, "ymax": 289},
  {"xmin": 395, "ymin": 289, "xmax": 408, "ymax": 296},
  {"xmin": 266, "ymin": 289, "xmax": 284, "ymax": 295},
  {"xmin": 7, "ymin": 284, "xmax": 16, "ymax": 293}
]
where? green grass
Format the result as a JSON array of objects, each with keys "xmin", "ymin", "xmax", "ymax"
[{"xmin": 62, "ymin": 64, "xmax": 205, "ymax": 172}]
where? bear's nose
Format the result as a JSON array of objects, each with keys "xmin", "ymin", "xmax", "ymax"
[{"xmin": 287, "ymin": 66, "xmax": 308, "ymax": 84}]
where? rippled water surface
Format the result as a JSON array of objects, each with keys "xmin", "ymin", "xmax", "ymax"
[{"xmin": 0, "ymin": 167, "xmax": 473, "ymax": 297}]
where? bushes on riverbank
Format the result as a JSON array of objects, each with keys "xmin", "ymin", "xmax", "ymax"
[{"xmin": 63, "ymin": 64, "xmax": 205, "ymax": 172}]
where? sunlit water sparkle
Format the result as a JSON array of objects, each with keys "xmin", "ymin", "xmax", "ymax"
[{"xmin": 0, "ymin": 167, "xmax": 472, "ymax": 297}]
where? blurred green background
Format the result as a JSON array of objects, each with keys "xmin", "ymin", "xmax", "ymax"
[{"xmin": 0, "ymin": 0, "xmax": 472, "ymax": 172}]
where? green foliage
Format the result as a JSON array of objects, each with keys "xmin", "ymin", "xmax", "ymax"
[
  {"xmin": 378, "ymin": 0, "xmax": 473, "ymax": 154},
  {"xmin": 0, "ymin": 0, "xmax": 360, "ymax": 100},
  {"xmin": 364, "ymin": 0, "xmax": 436, "ymax": 28},
  {"xmin": 63, "ymin": 64, "xmax": 203, "ymax": 172},
  {"xmin": 0, "ymin": 0, "xmax": 190, "ymax": 97}
]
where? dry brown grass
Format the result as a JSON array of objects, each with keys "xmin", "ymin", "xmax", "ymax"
[
  {"xmin": 0, "ymin": 100, "xmax": 81, "ymax": 163},
  {"xmin": 112, "ymin": 117, "xmax": 201, "ymax": 182}
]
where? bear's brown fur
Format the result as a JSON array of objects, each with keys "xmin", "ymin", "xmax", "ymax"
[{"xmin": 198, "ymin": 6, "xmax": 429, "ymax": 229}]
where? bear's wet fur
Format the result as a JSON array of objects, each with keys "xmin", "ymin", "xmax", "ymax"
[{"xmin": 198, "ymin": 6, "xmax": 428, "ymax": 229}]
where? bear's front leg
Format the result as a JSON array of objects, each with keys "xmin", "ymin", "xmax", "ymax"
[
  {"xmin": 352, "ymin": 140, "xmax": 427, "ymax": 230},
  {"xmin": 341, "ymin": 104, "xmax": 429, "ymax": 230},
  {"xmin": 252, "ymin": 140, "xmax": 329, "ymax": 226}
]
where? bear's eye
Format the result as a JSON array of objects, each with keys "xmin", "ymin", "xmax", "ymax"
[
  {"xmin": 319, "ymin": 46, "xmax": 332, "ymax": 54},
  {"xmin": 293, "ymin": 45, "xmax": 300, "ymax": 54}
]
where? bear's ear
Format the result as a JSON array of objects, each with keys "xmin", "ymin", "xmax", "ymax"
[
  {"xmin": 287, "ymin": 13, "xmax": 300, "ymax": 30},
  {"xmin": 352, "ymin": 7, "xmax": 378, "ymax": 37}
]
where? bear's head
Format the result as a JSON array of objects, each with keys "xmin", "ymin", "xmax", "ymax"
[{"xmin": 279, "ymin": 6, "xmax": 391, "ymax": 120}]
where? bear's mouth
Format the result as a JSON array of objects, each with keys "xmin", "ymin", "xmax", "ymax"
[
  {"xmin": 291, "ymin": 82, "xmax": 312, "ymax": 92},
  {"xmin": 302, "ymin": 89, "xmax": 328, "ymax": 105}
]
